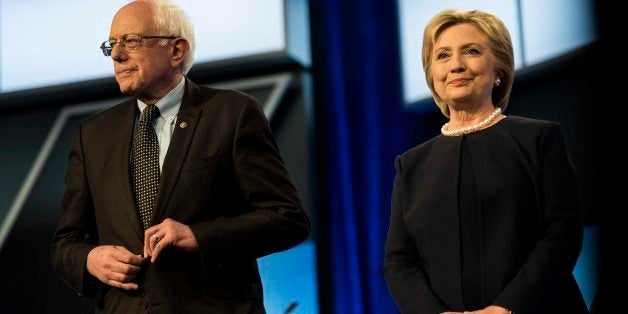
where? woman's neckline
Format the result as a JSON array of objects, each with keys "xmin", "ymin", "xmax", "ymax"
[{"xmin": 441, "ymin": 114, "xmax": 508, "ymax": 137}]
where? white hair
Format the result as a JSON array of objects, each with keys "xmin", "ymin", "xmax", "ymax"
[{"xmin": 138, "ymin": 0, "xmax": 196, "ymax": 74}]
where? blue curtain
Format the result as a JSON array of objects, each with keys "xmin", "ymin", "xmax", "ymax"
[{"xmin": 310, "ymin": 0, "xmax": 422, "ymax": 312}]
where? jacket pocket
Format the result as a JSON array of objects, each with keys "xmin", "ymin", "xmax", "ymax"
[{"xmin": 181, "ymin": 154, "xmax": 220, "ymax": 172}]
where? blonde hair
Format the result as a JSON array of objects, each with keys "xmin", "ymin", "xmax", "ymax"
[{"xmin": 422, "ymin": 9, "xmax": 514, "ymax": 117}]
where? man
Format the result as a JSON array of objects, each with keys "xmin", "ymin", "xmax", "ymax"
[{"xmin": 50, "ymin": 1, "xmax": 310, "ymax": 312}]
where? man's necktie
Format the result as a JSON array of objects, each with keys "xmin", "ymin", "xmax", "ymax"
[{"xmin": 131, "ymin": 105, "xmax": 160, "ymax": 229}]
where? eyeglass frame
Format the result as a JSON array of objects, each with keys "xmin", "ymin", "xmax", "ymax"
[{"xmin": 100, "ymin": 34, "xmax": 178, "ymax": 56}]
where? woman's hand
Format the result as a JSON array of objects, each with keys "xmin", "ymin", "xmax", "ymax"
[{"xmin": 474, "ymin": 305, "xmax": 511, "ymax": 314}]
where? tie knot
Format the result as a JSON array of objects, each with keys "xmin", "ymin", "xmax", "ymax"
[{"xmin": 142, "ymin": 105, "xmax": 160, "ymax": 122}]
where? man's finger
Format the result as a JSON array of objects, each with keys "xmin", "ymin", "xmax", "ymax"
[
  {"xmin": 113, "ymin": 246, "xmax": 145, "ymax": 265},
  {"xmin": 109, "ymin": 262, "xmax": 142, "ymax": 275},
  {"xmin": 107, "ymin": 279, "xmax": 139, "ymax": 291},
  {"xmin": 108, "ymin": 271, "xmax": 136, "ymax": 283},
  {"xmin": 143, "ymin": 224, "xmax": 164, "ymax": 258},
  {"xmin": 151, "ymin": 238, "xmax": 169, "ymax": 263},
  {"xmin": 143, "ymin": 227, "xmax": 158, "ymax": 258},
  {"xmin": 144, "ymin": 239, "xmax": 151, "ymax": 259},
  {"xmin": 144, "ymin": 232, "xmax": 161, "ymax": 258},
  {"xmin": 150, "ymin": 233, "xmax": 161, "ymax": 252}
]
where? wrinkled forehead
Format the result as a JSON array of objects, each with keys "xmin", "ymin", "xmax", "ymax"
[{"xmin": 109, "ymin": 2, "xmax": 157, "ymax": 38}]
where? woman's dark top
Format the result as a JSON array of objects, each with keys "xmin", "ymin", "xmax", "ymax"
[
  {"xmin": 459, "ymin": 136, "xmax": 483, "ymax": 310},
  {"xmin": 383, "ymin": 116, "xmax": 588, "ymax": 314}
]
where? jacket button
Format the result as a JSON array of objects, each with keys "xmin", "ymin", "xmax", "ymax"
[{"xmin": 140, "ymin": 300, "xmax": 148, "ymax": 310}]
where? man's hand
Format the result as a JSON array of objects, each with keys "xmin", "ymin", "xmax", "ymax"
[
  {"xmin": 86, "ymin": 245, "xmax": 145, "ymax": 290},
  {"xmin": 143, "ymin": 218, "xmax": 199, "ymax": 262}
]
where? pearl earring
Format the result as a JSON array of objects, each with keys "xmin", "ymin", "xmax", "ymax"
[{"xmin": 495, "ymin": 78, "xmax": 501, "ymax": 86}]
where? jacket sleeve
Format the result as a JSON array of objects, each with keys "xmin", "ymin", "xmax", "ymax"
[
  {"xmin": 384, "ymin": 156, "xmax": 448, "ymax": 313},
  {"xmin": 189, "ymin": 96, "xmax": 310, "ymax": 262},
  {"xmin": 50, "ymin": 124, "xmax": 101, "ymax": 302},
  {"xmin": 494, "ymin": 122, "xmax": 584, "ymax": 312}
]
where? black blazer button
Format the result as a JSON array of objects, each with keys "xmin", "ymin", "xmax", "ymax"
[{"xmin": 140, "ymin": 300, "xmax": 148, "ymax": 310}]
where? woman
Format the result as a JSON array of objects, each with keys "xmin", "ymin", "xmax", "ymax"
[{"xmin": 383, "ymin": 9, "xmax": 587, "ymax": 314}]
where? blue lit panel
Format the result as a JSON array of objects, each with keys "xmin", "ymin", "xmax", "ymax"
[
  {"xmin": 0, "ymin": 0, "xmax": 285, "ymax": 92},
  {"xmin": 398, "ymin": 0, "xmax": 597, "ymax": 105},
  {"xmin": 258, "ymin": 241, "xmax": 319, "ymax": 314},
  {"xmin": 521, "ymin": 0, "xmax": 597, "ymax": 65},
  {"xmin": 573, "ymin": 225, "xmax": 600, "ymax": 310}
]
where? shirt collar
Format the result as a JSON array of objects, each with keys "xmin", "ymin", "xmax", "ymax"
[{"xmin": 136, "ymin": 77, "xmax": 185, "ymax": 118}]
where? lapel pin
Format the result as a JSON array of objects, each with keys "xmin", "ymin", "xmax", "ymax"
[{"xmin": 179, "ymin": 122, "xmax": 188, "ymax": 128}]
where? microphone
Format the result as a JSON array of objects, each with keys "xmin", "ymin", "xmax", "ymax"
[{"xmin": 284, "ymin": 301, "xmax": 298, "ymax": 314}]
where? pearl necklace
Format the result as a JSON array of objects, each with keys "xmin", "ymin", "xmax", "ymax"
[{"xmin": 441, "ymin": 107, "xmax": 503, "ymax": 137}]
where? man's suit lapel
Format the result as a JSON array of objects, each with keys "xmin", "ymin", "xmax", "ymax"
[
  {"xmin": 114, "ymin": 99, "xmax": 145, "ymax": 240},
  {"xmin": 151, "ymin": 79, "xmax": 202, "ymax": 225}
]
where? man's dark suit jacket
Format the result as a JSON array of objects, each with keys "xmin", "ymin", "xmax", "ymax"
[
  {"xmin": 51, "ymin": 79, "xmax": 310, "ymax": 313},
  {"xmin": 384, "ymin": 116, "xmax": 588, "ymax": 313}
]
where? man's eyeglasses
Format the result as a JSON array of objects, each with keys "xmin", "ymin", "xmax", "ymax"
[{"xmin": 100, "ymin": 34, "xmax": 177, "ymax": 56}]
